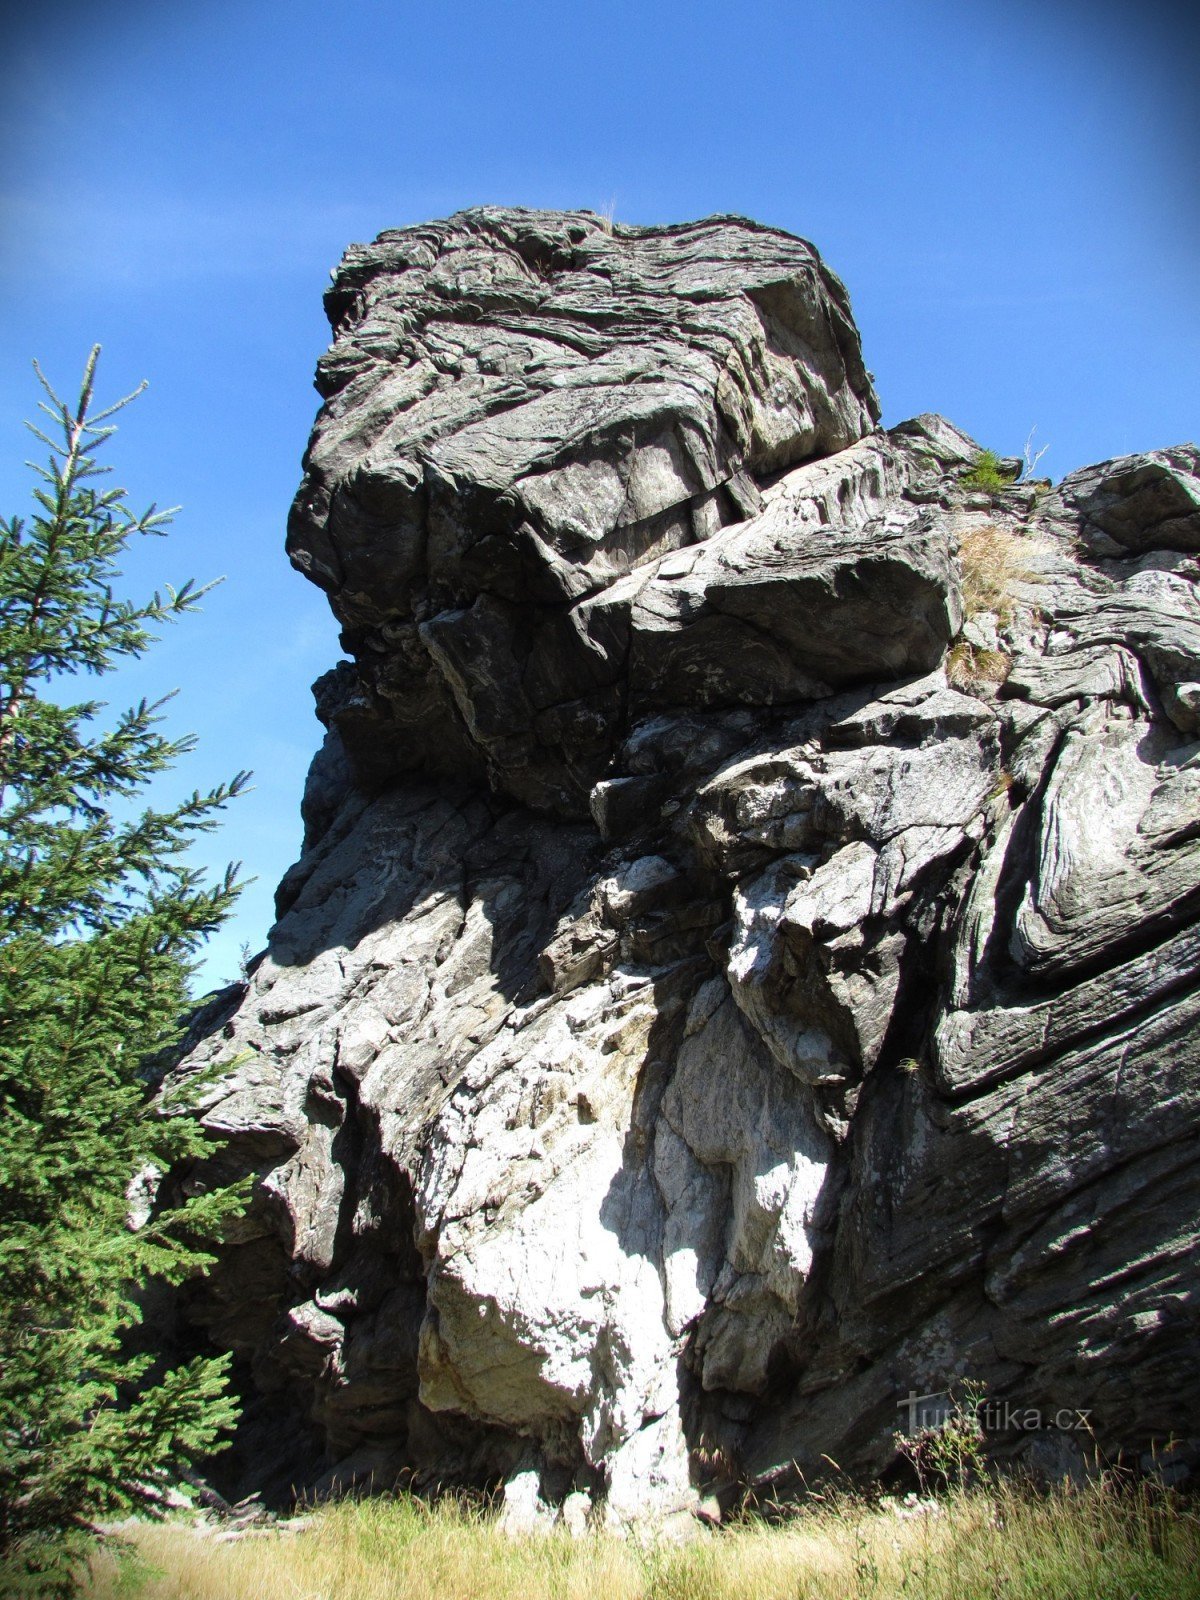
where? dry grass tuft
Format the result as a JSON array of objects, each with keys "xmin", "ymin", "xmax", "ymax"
[
  {"xmin": 80, "ymin": 1478, "xmax": 1200, "ymax": 1600},
  {"xmin": 957, "ymin": 522, "xmax": 1039, "ymax": 624},
  {"xmin": 946, "ymin": 640, "xmax": 1012, "ymax": 690},
  {"xmin": 948, "ymin": 521, "xmax": 1049, "ymax": 690}
]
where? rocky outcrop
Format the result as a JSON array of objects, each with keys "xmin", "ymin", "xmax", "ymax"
[
  {"xmin": 285, "ymin": 208, "xmax": 878, "ymax": 813},
  {"xmin": 162, "ymin": 209, "xmax": 1200, "ymax": 1523}
]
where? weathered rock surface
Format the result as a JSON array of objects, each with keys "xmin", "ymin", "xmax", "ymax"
[
  {"xmin": 286, "ymin": 207, "xmax": 879, "ymax": 813},
  {"xmin": 162, "ymin": 209, "xmax": 1200, "ymax": 1523}
]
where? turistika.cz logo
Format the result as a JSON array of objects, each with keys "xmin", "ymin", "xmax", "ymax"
[{"xmin": 899, "ymin": 1389, "xmax": 1094, "ymax": 1434}]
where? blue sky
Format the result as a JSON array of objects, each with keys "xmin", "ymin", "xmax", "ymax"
[{"xmin": 1, "ymin": 0, "xmax": 1196, "ymax": 989}]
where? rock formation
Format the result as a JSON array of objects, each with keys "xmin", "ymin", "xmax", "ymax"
[{"xmin": 161, "ymin": 208, "xmax": 1200, "ymax": 1523}]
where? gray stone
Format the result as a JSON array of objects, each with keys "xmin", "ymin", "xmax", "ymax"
[
  {"xmin": 159, "ymin": 209, "xmax": 1200, "ymax": 1519},
  {"xmin": 285, "ymin": 208, "xmax": 879, "ymax": 813},
  {"xmin": 1058, "ymin": 445, "xmax": 1200, "ymax": 553}
]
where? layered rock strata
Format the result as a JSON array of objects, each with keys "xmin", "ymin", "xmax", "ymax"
[{"xmin": 163, "ymin": 208, "xmax": 1200, "ymax": 1522}]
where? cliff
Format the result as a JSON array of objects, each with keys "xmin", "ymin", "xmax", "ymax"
[{"xmin": 161, "ymin": 208, "xmax": 1200, "ymax": 1524}]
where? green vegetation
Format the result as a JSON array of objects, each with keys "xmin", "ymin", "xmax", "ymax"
[
  {"xmin": 0, "ymin": 351, "xmax": 248, "ymax": 1595},
  {"xmin": 81, "ymin": 1477, "xmax": 1200, "ymax": 1600},
  {"xmin": 962, "ymin": 448, "xmax": 1018, "ymax": 493}
]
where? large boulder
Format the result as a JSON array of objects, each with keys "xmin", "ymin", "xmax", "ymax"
[{"xmin": 160, "ymin": 210, "xmax": 1200, "ymax": 1523}]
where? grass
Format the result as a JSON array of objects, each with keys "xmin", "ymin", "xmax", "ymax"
[
  {"xmin": 962, "ymin": 449, "xmax": 1017, "ymax": 494},
  {"xmin": 947, "ymin": 520, "xmax": 1046, "ymax": 690},
  {"xmin": 957, "ymin": 522, "xmax": 1040, "ymax": 625},
  {"xmin": 946, "ymin": 639, "xmax": 1012, "ymax": 690},
  {"xmin": 80, "ymin": 1477, "xmax": 1200, "ymax": 1600}
]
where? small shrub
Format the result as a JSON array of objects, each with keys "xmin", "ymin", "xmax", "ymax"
[
  {"xmin": 893, "ymin": 1383, "xmax": 988, "ymax": 1493},
  {"xmin": 962, "ymin": 449, "xmax": 1017, "ymax": 493}
]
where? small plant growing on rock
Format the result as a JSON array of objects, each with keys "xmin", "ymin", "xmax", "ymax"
[
  {"xmin": 947, "ymin": 639, "xmax": 1012, "ymax": 690},
  {"xmin": 1022, "ymin": 425, "xmax": 1050, "ymax": 481},
  {"xmin": 947, "ymin": 521, "xmax": 1045, "ymax": 692},
  {"xmin": 958, "ymin": 522, "xmax": 1036, "ymax": 623},
  {"xmin": 962, "ymin": 449, "xmax": 1017, "ymax": 493}
]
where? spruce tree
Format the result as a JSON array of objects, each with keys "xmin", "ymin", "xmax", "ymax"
[{"xmin": 0, "ymin": 349, "xmax": 250, "ymax": 1595}]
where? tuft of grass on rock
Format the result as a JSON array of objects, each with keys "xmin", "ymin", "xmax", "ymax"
[
  {"xmin": 80, "ymin": 1476, "xmax": 1200, "ymax": 1600},
  {"xmin": 962, "ymin": 448, "xmax": 1018, "ymax": 493},
  {"xmin": 947, "ymin": 520, "xmax": 1049, "ymax": 690},
  {"xmin": 957, "ymin": 521, "xmax": 1040, "ymax": 624},
  {"xmin": 947, "ymin": 639, "xmax": 1012, "ymax": 690}
]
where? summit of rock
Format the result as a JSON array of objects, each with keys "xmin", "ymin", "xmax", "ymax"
[{"xmin": 287, "ymin": 208, "xmax": 879, "ymax": 812}]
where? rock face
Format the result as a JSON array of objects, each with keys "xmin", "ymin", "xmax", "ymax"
[{"xmin": 164, "ymin": 209, "xmax": 1200, "ymax": 1522}]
